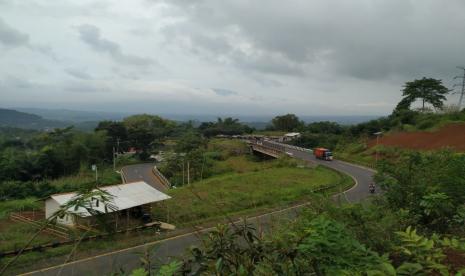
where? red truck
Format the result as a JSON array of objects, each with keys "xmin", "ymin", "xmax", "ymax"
[{"xmin": 314, "ymin": 148, "xmax": 333, "ymax": 161}]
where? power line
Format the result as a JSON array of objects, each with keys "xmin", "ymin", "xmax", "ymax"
[{"xmin": 453, "ymin": 66, "xmax": 465, "ymax": 110}]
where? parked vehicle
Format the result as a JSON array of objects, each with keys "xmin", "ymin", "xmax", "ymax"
[{"xmin": 313, "ymin": 147, "xmax": 333, "ymax": 161}]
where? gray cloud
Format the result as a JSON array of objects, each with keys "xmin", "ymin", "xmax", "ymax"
[
  {"xmin": 0, "ymin": 17, "xmax": 57, "ymax": 61},
  {"xmin": 2, "ymin": 1, "xmax": 465, "ymax": 116},
  {"xmin": 158, "ymin": 0, "xmax": 465, "ymax": 81},
  {"xmin": 212, "ymin": 88, "xmax": 237, "ymax": 96},
  {"xmin": 0, "ymin": 17, "xmax": 29, "ymax": 47},
  {"xmin": 65, "ymin": 68, "xmax": 93, "ymax": 80},
  {"xmin": 77, "ymin": 24, "xmax": 155, "ymax": 67}
]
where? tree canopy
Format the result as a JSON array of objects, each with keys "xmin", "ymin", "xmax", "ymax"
[
  {"xmin": 398, "ymin": 77, "xmax": 450, "ymax": 111},
  {"xmin": 270, "ymin": 114, "xmax": 303, "ymax": 131},
  {"xmin": 198, "ymin": 117, "xmax": 253, "ymax": 137}
]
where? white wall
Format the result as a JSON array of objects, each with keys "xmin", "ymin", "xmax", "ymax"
[{"xmin": 45, "ymin": 198, "xmax": 75, "ymax": 226}]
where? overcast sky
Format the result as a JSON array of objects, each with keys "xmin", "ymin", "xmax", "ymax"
[{"xmin": 1, "ymin": 0, "xmax": 464, "ymax": 116}]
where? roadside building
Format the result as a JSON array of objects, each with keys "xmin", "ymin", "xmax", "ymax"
[
  {"xmin": 281, "ymin": 132, "xmax": 301, "ymax": 142},
  {"xmin": 45, "ymin": 181, "xmax": 171, "ymax": 228}
]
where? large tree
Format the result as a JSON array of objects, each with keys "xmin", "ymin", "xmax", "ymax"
[
  {"xmin": 271, "ymin": 114, "xmax": 303, "ymax": 132},
  {"xmin": 123, "ymin": 114, "xmax": 175, "ymax": 154},
  {"xmin": 199, "ymin": 117, "xmax": 253, "ymax": 137},
  {"xmin": 399, "ymin": 77, "xmax": 450, "ymax": 111}
]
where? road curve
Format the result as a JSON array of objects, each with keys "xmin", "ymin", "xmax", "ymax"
[
  {"xmin": 121, "ymin": 163, "xmax": 168, "ymax": 192},
  {"xmin": 21, "ymin": 150, "xmax": 375, "ymax": 276},
  {"xmin": 287, "ymin": 148, "xmax": 376, "ymax": 202}
]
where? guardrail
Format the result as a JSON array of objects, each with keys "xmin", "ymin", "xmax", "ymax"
[
  {"xmin": 264, "ymin": 140, "xmax": 313, "ymax": 153},
  {"xmin": 247, "ymin": 139, "xmax": 313, "ymax": 155},
  {"xmin": 153, "ymin": 166, "xmax": 171, "ymax": 188}
]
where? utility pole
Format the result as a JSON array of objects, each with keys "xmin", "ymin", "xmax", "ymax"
[
  {"xmin": 453, "ymin": 66, "xmax": 465, "ymax": 110},
  {"xmin": 92, "ymin": 164, "xmax": 98, "ymax": 184},
  {"xmin": 182, "ymin": 161, "xmax": 185, "ymax": 185},
  {"xmin": 187, "ymin": 161, "xmax": 190, "ymax": 185},
  {"xmin": 374, "ymin": 131, "xmax": 383, "ymax": 163},
  {"xmin": 112, "ymin": 146, "xmax": 116, "ymax": 171}
]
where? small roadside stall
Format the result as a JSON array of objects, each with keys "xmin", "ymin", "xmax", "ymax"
[{"xmin": 45, "ymin": 181, "xmax": 171, "ymax": 230}]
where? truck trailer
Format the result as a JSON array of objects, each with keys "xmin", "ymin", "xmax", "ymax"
[{"xmin": 313, "ymin": 148, "xmax": 333, "ymax": 161}]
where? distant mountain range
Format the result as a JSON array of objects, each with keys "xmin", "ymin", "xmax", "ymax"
[
  {"xmin": 0, "ymin": 108, "xmax": 98, "ymax": 131},
  {"xmin": 15, "ymin": 107, "xmax": 127, "ymax": 123},
  {"xmin": 1, "ymin": 107, "xmax": 382, "ymax": 131}
]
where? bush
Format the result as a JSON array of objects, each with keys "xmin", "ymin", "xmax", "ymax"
[
  {"xmin": 0, "ymin": 198, "xmax": 41, "ymax": 219},
  {"xmin": 0, "ymin": 181, "xmax": 57, "ymax": 200}
]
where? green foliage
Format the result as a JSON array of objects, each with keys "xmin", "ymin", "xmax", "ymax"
[
  {"xmin": 156, "ymin": 261, "xmax": 182, "ymax": 276},
  {"xmin": 0, "ymin": 180, "xmax": 57, "ymax": 200},
  {"xmin": 296, "ymin": 215, "xmax": 385, "ymax": 274},
  {"xmin": 198, "ymin": 117, "xmax": 253, "ymax": 137},
  {"xmin": 174, "ymin": 131, "xmax": 206, "ymax": 153},
  {"xmin": 0, "ymin": 198, "xmax": 41, "ymax": 219},
  {"xmin": 395, "ymin": 226, "xmax": 448, "ymax": 275},
  {"xmin": 398, "ymin": 77, "xmax": 450, "ymax": 111},
  {"xmin": 292, "ymin": 132, "xmax": 342, "ymax": 150},
  {"xmin": 306, "ymin": 121, "xmax": 344, "ymax": 134},
  {"xmin": 130, "ymin": 268, "xmax": 148, "ymax": 276},
  {"xmin": 95, "ymin": 120, "xmax": 129, "ymax": 158},
  {"xmin": 419, "ymin": 193, "xmax": 454, "ymax": 229},
  {"xmin": 179, "ymin": 216, "xmax": 390, "ymax": 275},
  {"xmin": 123, "ymin": 114, "xmax": 175, "ymax": 156},
  {"xmin": 376, "ymin": 150, "xmax": 465, "ymax": 232},
  {"xmin": 270, "ymin": 113, "xmax": 304, "ymax": 132}
]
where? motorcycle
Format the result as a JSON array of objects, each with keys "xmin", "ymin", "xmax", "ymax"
[{"xmin": 369, "ymin": 185, "xmax": 375, "ymax": 194}]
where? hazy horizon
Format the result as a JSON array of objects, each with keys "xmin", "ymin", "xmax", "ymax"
[{"xmin": 6, "ymin": 106, "xmax": 382, "ymax": 124}]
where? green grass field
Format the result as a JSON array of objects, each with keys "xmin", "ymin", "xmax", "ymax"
[{"xmin": 154, "ymin": 165, "xmax": 352, "ymax": 226}]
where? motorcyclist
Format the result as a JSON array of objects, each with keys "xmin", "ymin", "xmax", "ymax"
[{"xmin": 369, "ymin": 183, "xmax": 376, "ymax": 194}]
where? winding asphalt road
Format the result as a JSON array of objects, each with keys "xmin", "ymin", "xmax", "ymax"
[
  {"xmin": 121, "ymin": 163, "xmax": 168, "ymax": 192},
  {"xmin": 287, "ymin": 148, "xmax": 376, "ymax": 202},
  {"xmin": 20, "ymin": 147, "xmax": 375, "ymax": 276}
]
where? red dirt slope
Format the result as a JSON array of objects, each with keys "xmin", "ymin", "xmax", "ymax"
[{"xmin": 368, "ymin": 123, "xmax": 465, "ymax": 152}]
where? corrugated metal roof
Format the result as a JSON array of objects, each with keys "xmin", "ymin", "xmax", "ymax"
[
  {"xmin": 284, "ymin": 132, "xmax": 301, "ymax": 137},
  {"xmin": 50, "ymin": 181, "xmax": 171, "ymax": 217}
]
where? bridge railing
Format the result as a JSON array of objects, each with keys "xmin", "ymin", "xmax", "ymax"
[
  {"xmin": 261, "ymin": 140, "xmax": 313, "ymax": 154},
  {"xmin": 153, "ymin": 166, "xmax": 172, "ymax": 188}
]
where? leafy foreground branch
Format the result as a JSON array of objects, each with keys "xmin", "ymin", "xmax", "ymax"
[
  {"xmin": 0, "ymin": 187, "xmax": 117, "ymax": 275},
  {"xmin": 143, "ymin": 214, "xmax": 465, "ymax": 276}
]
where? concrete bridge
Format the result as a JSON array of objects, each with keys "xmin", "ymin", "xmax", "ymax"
[{"xmin": 248, "ymin": 139, "xmax": 312, "ymax": 159}]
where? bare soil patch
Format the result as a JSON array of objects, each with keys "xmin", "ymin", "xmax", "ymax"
[{"xmin": 368, "ymin": 123, "xmax": 465, "ymax": 151}]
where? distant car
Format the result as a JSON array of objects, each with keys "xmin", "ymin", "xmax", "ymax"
[{"xmin": 285, "ymin": 151, "xmax": 293, "ymax": 156}]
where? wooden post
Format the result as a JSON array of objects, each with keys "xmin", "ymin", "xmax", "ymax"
[
  {"xmin": 166, "ymin": 202, "xmax": 170, "ymax": 224},
  {"xmin": 115, "ymin": 213, "xmax": 118, "ymax": 231},
  {"xmin": 126, "ymin": 210, "xmax": 130, "ymax": 234}
]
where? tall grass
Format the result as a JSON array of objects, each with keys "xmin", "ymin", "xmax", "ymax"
[
  {"xmin": 0, "ymin": 198, "xmax": 41, "ymax": 219},
  {"xmin": 49, "ymin": 167, "xmax": 121, "ymax": 191},
  {"xmin": 154, "ymin": 165, "xmax": 350, "ymax": 226}
]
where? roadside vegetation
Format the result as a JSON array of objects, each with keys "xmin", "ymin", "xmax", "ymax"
[{"xmin": 135, "ymin": 150, "xmax": 465, "ymax": 276}]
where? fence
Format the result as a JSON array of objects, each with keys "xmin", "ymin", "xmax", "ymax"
[{"xmin": 0, "ymin": 221, "xmax": 163, "ymax": 258}]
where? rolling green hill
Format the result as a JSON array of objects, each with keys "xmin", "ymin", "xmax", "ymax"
[{"xmin": 0, "ymin": 108, "xmax": 97, "ymax": 131}]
